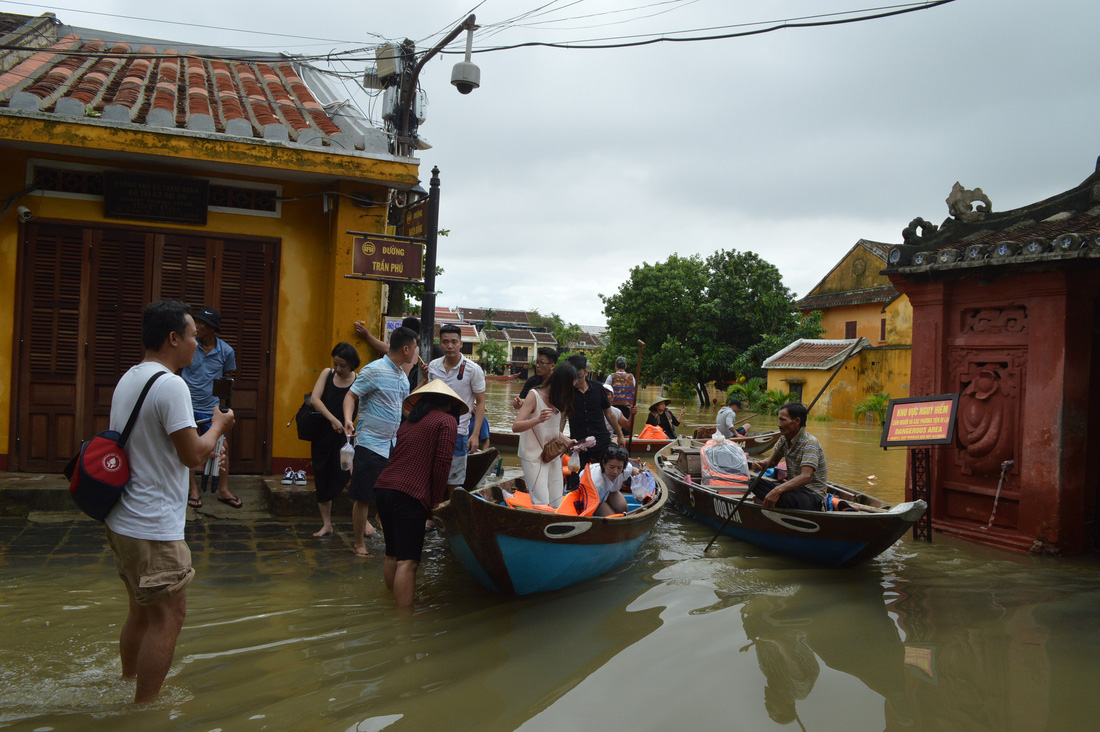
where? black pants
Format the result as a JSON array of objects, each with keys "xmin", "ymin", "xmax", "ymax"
[{"xmin": 750, "ymin": 478, "xmax": 822, "ymax": 510}]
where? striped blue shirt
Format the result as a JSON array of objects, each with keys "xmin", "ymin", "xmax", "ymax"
[{"xmin": 349, "ymin": 355, "xmax": 409, "ymax": 458}]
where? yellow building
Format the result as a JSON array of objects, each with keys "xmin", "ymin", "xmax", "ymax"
[
  {"xmin": 0, "ymin": 13, "xmax": 420, "ymax": 473},
  {"xmin": 765, "ymin": 240, "xmax": 912, "ymax": 420}
]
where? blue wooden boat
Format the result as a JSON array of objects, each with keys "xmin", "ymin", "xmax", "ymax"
[
  {"xmin": 655, "ymin": 441, "xmax": 926, "ymax": 568},
  {"xmin": 431, "ymin": 478, "xmax": 667, "ymax": 595}
]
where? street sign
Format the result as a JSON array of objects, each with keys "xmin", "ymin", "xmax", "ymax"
[{"xmin": 351, "ymin": 235, "xmax": 423, "ymax": 282}]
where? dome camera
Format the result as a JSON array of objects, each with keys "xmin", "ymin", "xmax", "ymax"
[{"xmin": 451, "ymin": 61, "xmax": 480, "ymax": 95}]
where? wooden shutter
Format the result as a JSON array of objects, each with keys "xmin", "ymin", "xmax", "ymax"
[{"xmin": 845, "ymin": 321, "xmax": 857, "ymax": 339}]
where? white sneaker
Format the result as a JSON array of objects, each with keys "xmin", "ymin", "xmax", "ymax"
[
  {"xmin": 281, "ymin": 467, "xmax": 294, "ymax": 485},
  {"xmin": 294, "ymin": 470, "xmax": 308, "ymax": 486}
]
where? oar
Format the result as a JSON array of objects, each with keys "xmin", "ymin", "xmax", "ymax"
[
  {"xmin": 626, "ymin": 339, "xmax": 644, "ymax": 456},
  {"xmin": 702, "ymin": 339, "xmax": 863, "ymax": 554}
]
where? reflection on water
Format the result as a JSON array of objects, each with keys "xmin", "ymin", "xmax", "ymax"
[{"xmin": 2, "ymin": 468, "xmax": 1099, "ymax": 728}]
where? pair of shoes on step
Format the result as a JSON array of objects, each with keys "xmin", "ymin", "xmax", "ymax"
[{"xmin": 281, "ymin": 467, "xmax": 308, "ymax": 486}]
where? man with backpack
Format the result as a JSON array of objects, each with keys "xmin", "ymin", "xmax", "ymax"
[{"xmin": 104, "ymin": 300, "xmax": 235, "ymax": 702}]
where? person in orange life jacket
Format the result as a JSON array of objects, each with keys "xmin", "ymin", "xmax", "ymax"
[
  {"xmin": 601, "ymin": 383, "xmax": 633, "ymax": 437},
  {"xmin": 604, "ymin": 356, "xmax": 636, "ymax": 421},
  {"xmin": 716, "ymin": 396, "xmax": 751, "ymax": 438},
  {"xmin": 579, "ymin": 445, "xmax": 639, "ymax": 516},
  {"xmin": 646, "ymin": 397, "xmax": 684, "ymax": 439}
]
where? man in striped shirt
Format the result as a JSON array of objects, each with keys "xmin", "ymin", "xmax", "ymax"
[
  {"xmin": 750, "ymin": 402, "xmax": 828, "ymax": 510},
  {"xmin": 343, "ymin": 326, "xmax": 419, "ymax": 557}
]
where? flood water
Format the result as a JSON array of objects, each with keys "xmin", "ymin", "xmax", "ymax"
[{"xmin": 2, "ymin": 382, "xmax": 1098, "ymax": 730}]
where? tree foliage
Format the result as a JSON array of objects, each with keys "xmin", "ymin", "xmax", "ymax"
[
  {"xmin": 529, "ymin": 310, "xmax": 583, "ymax": 354},
  {"xmin": 854, "ymin": 392, "xmax": 892, "ymax": 424},
  {"xmin": 477, "ymin": 338, "xmax": 509, "ymax": 374},
  {"xmin": 599, "ymin": 249, "xmax": 823, "ymax": 405}
]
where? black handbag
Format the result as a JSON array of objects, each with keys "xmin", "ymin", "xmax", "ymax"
[{"xmin": 294, "ymin": 393, "xmax": 328, "ymax": 441}]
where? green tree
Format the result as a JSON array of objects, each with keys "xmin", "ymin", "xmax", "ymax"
[
  {"xmin": 854, "ymin": 392, "xmax": 892, "ymax": 425},
  {"xmin": 529, "ymin": 310, "xmax": 582, "ymax": 354},
  {"xmin": 600, "ymin": 250, "xmax": 823, "ymax": 407},
  {"xmin": 477, "ymin": 338, "xmax": 508, "ymax": 374}
]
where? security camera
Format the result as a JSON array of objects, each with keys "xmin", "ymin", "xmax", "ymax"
[
  {"xmin": 16, "ymin": 205, "xmax": 33, "ymax": 222},
  {"xmin": 451, "ymin": 61, "xmax": 480, "ymax": 95}
]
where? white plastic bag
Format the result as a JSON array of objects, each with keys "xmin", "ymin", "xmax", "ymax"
[
  {"xmin": 701, "ymin": 436, "xmax": 749, "ymax": 487},
  {"xmin": 630, "ymin": 470, "xmax": 657, "ymax": 502},
  {"xmin": 339, "ymin": 435, "xmax": 355, "ymax": 472}
]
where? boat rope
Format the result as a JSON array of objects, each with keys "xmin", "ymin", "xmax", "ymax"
[{"xmin": 981, "ymin": 459, "xmax": 1014, "ymax": 531}]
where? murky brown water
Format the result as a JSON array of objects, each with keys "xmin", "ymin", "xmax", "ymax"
[{"xmin": 2, "ymin": 382, "xmax": 1098, "ymax": 730}]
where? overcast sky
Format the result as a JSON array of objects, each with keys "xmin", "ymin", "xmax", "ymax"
[{"xmin": 13, "ymin": 0, "xmax": 1099, "ymax": 325}]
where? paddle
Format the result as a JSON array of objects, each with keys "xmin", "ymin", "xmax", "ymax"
[
  {"xmin": 702, "ymin": 339, "xmax": 863, "ymax": 554},
  {"xmin": 626, "ymin": 339, "xmax": 644, "ymax": 456}
]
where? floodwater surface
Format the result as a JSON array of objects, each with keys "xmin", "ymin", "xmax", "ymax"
[{"xmin": 2, "ymin": 383, "xmax": 1098, "ymax": 730}]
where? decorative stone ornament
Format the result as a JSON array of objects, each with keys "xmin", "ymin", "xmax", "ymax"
[
  {"xmin": 902, "ymin": 217, "xmax": 939, "ymax": 245},
  {"xmin": 946, "ymin": 182, "xmax": 993, "ymax": 222}
]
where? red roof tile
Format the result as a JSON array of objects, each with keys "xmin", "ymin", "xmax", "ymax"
[{"xmin": 763, "ymin": 338, "xmax": 867, "ymax": 370}]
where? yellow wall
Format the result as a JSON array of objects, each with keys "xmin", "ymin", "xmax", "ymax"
[
  {"xmin": 0, "ymin": 134, "xmax": 409, "ymax": 468},
  {"xmin": 767, "ymin": 346, "xmax": 911, "ymax": 421}
]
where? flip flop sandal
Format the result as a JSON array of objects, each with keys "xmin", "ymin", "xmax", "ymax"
[{"xmin": 217, "ymin": 496, "xmax": 243, "ymax": 509}]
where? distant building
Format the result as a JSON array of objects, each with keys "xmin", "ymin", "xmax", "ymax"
[
  {"xmin": 883, "ymin": 164, "xmax": 1100, "ymax": 554},
  {"xmin": 765, "ymin": 240, "xmax": 911, "ymax": 420}
]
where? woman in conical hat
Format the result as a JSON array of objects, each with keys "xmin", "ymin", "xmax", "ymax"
[
  {"xmin": 646, "ymin": 396, "xmax": 685, "ymax": 439},
  {"xmin": 372, "ymin": 379, "xmax": 467, "ymax": 609}
]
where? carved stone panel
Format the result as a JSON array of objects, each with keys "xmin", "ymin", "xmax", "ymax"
[
  {"xmin": 960, "ymin": 306, "xmax": 1027, "ymax": 336},
  {"xmin": 948, "ymin": 354, "xmax": 1023, "ymax": 477}
]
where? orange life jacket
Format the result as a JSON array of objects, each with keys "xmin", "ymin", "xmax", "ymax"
[
  {"xmin": 504, "ymin": 491, "xmax": 555, "ymax": 511},
  {"xmin": 609, "ymin": 372, "xmax": 636, "ymax": 406},
  {"xmin": 637, "ymin": 424, "xmax": 667, "ymax": 441},
  {"xmin": 503, "ymin": 479, "xmax": 598, "ymax": 517}
]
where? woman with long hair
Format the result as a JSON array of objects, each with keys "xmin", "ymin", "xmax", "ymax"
[
  {"xmin": 513, "ymin": 361, "xmax": 577, "ymax": 507},
  {"xmin": 308, "ymin": 342, "xmax": 360, "ymax": 537}
]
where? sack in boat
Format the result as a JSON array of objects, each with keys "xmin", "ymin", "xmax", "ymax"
[
  {"xmin": 630, "ymin": 470, "xmax": 658, "ymax": 503},
  {"xmin": 540, "ymin": 436, "xmax": 571, "ymax": 463},
  {"xmin": 64, "ymin": 371, "xmax": 166, "ymax": 521},
  {"xmin": 295, "ymin": 393, "xmax": 328, "ymax": 441}
]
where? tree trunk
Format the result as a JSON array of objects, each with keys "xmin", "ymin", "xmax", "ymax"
[
  {"xmin": 695, "ymin": 382, "xmax": 711, "ymax": 408},
  {"xmin": 385, "ymin": 283, "xmax": 404, "ymax": 315}
]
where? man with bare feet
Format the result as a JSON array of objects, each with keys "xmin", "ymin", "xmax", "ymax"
[
  {"xmin": 343, "ymin": 326, "xmax": 419, "ymax": 557},
  {"xmin": 104, "ymin": 300, "xmax": 234, "ymax": 702}
]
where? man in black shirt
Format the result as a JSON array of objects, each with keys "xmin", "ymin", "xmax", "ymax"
[
  {"xmin": 566, "ymin": 354, "xmax": 626, "ymax": 468},
  {"xmin": 512, "ymin": 347, "xmax": 559, "ymax": 409}
]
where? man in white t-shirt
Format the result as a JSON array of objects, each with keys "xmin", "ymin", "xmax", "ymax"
[
  {"xmin": 103, "ymin": 300, "xmax": 235, "ymax": 702},
  {"xmin": 428, "ymin": 324, "xmax": 485, "ymax": 490}
]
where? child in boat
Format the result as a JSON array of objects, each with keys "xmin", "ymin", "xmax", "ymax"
[{"xmin": 580, "ymin": 445, "xmax": 640, "ymax": 516}]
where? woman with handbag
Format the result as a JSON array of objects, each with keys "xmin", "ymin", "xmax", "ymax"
[
  {"xmin": 308, "ymin": 342, "xmax": 360, "ymax": 537},
  {"xmin": 512, "ymin": 362, "xmax": 577, "ymax": 508}
]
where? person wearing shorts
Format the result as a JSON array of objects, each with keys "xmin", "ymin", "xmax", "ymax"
[
  {"xmin": 103, "ymin": 300, "xmax": 234, "ymax": 702},
  {"xmin": 343, "ymin": 326, "xmax": 419, "ymax": 557},
  {"xmin": 372, "ymin": 380, "xmax": 464, "ymax": 610}
]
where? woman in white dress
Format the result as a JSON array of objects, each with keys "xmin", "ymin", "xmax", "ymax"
[{"xmin": 512, "ymin": 362, "xmax": 578, "ymax": 507}]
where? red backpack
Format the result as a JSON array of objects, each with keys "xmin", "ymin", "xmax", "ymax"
[{"xmin": 64, "ymin": 371, "xmax": 166, "ymax": 521}]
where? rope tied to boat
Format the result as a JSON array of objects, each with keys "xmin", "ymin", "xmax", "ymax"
[{"xmin": 981, "ymin": 459, "xmax": 1014, "ymax": 531}]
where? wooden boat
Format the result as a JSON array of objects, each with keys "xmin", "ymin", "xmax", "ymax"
[
  {"xmin": 432, "ymin": 478, "xmax": 667, "ymax": 595},
  {"xmin": 654, "ymin": 440, "xmax": 926, "ymax": 568},
  {"xmin": 489, "ymin": 430, "xmax": 779, "ymax": 457},
  {"xmin": 484, "ymin": 372, "xmax": 522, "ymax": 382}
]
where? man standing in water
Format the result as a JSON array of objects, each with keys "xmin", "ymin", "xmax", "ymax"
[
  {"xmin": 428, "ymin": 324, "xmax": 486, "ymax": 492},
  {"xmin": 105, "ymin": 300, "xmax": 235, "ymax": 702},
  {"xmin": 749, "ymin": 402, "xmax": 827, "ymax": 510}
]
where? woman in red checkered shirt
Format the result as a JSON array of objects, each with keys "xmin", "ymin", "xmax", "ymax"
[{"xmin": 372, "ymin": 380, "xmax": 467, "ymax": 609}]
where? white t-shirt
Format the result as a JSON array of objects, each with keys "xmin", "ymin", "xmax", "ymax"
[
  {"xmin": 428, "ymin": 356, "xmax": 485, "ymax": 434},
  {"xmin": 586, "ymin": 464, "xmax": 631, "ymax": 503},
  {"xmin": 105, "ymin": 361, "xmax": 197, "ymax": 541}
]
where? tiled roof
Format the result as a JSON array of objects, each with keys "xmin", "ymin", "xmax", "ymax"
[
  {"xmin": 570, "ymin": 332, "xmax": 602, "ymax": 348},
  {"xmin": 459, "ymin": 308, "xmax": 532, "ymax": 325},
  {"xmin": 763, "ymin": 338, "xmax": 868, "ymax": 370},
  {"xmin": 533, "ymin": 332, "xmax": 558, "ymax": 345},
  {"xmin": 433, "ymin": 323, "xmax": 478, "ymax": 341},
  {"xmin": 0, "ymin": 14, "xmax": 381, "ymax": 152},
  {"xmin": 503, "ymin": 328, "xmax": 536, "ymax": 342},
  {"xmin": 884, "ymin": 164, "xmax": 1100, "ymax": 275},
  {"xmin": 797, "ymin": 285, "xmax": 898, "ymax": 311},
  {"xmin": 483, "ymin": 329, "xmax": 508, "ymax": 342},
  {"xmin": 434, "ymin": 307, "xmax": 461, "ymax": 321}
]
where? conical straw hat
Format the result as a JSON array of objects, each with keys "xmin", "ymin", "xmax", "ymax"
[
  {"xmin": 404, "ymin": 379, "xmax": 470, "ymax": 414},
  {"xmin": 648, "ymin": 397, "xmax": 672, "ymax": 411}
]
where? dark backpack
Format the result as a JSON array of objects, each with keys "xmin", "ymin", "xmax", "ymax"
[{"xmin": 64, "ymin": 371, "xmax": 166, "ymax": 521}]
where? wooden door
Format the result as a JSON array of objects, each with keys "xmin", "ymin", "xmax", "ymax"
[{"xmin": 14, "ymin": 222, "xmax": 278, "ymax": 473}]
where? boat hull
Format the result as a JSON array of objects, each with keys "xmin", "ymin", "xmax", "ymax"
[
  {"xmin": 432, "ymin": 482, "xmax": 667, "ymax": 595},
  {"xmin": 655, "ymin": 442, "xmax": 925, "ymax": 568}
]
